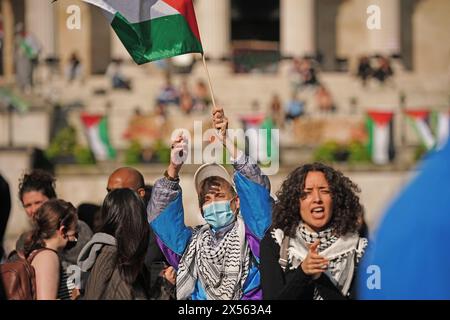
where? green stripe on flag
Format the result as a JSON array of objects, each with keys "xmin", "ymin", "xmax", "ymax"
[
  {"xmin": 406, "ymin": 116, "xmax": 431, "ymax": 150},
  {"xmin": 99, "ymin": 117, "xmax": 116, "ymax": 159},
  {"xmin": 111, "ymin": 12, "xmax": 203, "ymax": 65},
  {"xmin": 430, "ymin": 110, "xmax": 438, "ymax": 139},
  {"xmin": 366, "ymin": 116, "xmax": 374, "ymax": 158},
  {"xmin": 261, "ymin": 118, "xmax": 273, "ymax": 158}
]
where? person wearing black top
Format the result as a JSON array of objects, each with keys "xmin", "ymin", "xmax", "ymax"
[
  {"xmin": 261, "ymin": 163, "xmax": 368, "ymax": 300},
  {"xmin": 357, "ymin": 56, "xmax": 373, "ymax": 86},
  {"xmin": 106, "ymin": 167, "xmax": 176, "ymax": 299}
]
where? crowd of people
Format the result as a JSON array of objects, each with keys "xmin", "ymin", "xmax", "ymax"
[
  {"xmin": 156, "ymin": 75, "xmax": 212, "ymax": 115},
  {"xmin": 1, "ymin": 106, "xmax": 370, "ymax": 300},
  {"xmin": 286, "ymin": 57, "xmax": 337, "ymax": 117},
  {"xmin": 280, "ymin": 54, "xmax": 397, "ymax": 120},
  {"xmin": 0, "ymin": 30, "xmax": 436, "ymax": 300}
]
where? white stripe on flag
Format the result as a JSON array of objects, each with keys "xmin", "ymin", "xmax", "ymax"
[
  {"xmin": 258, "ymin": 129, "xmax": 268, "ymax": 164},
  {"xmin": 87, "ymin": 126, "xmax": 109, "ymax": 161},
  {"xmin": 416, "ymin": 119, "xmax": 435, "ymax": 150},
  {"xmin": 373, "ymin": 124, "xmax": 389, "ymax": 165},
  {"xmin": 437, "ymin": 112, "xmax": 449, "ymax": 149},
  {"xmin": 150, "ymin": 0, "xmax": 179, "ymax": 20},
  {"xmin": 84, "ymin": 0, "xmax": 179, "ymax": 24}
]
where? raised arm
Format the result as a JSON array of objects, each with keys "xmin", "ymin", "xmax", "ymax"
[
  {"xmin": 147, "ymin": 134, "xmax": 192, "ymax": 267},
  {"xmin": 212, "ymin": 107, "xmax": 272, "ymax": 242},
  {"xmin": 212, "ymin": 106, "xmax": 270, "ymax": 190}
]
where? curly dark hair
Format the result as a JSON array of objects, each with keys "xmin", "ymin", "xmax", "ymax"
[
  {"xmin": 18, "ymin": 169, "xmax": 57, "ymax": 203},
  {"xmin": 272, "ymin": 163, "xmax": 363, "ymax": 237}
]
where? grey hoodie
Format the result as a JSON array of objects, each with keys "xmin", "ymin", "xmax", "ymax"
[{"xmin": 77, "ymin": 232, "xmax": 149, "ymax": 300}]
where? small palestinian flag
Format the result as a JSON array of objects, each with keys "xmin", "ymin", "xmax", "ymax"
[
  {"xmin": 405, "ymin": 110, "xmax": 435, "ymax": 150},
  {"xmin": 259, "ymin": 117, "xmax": 279, "ymax": 165},
  {"xmin": 366, "ymin": 111, "xmax": 395, "ymax": 165},
  {"xmin": 433, "ymin": 110, "xmax": 450, "ymax": 149},
  {"xmin": 83, "ymin": 0, "xmax": 203, "ymax": 64},
  {"xmin": 81, "ymin": 114, "xmax": 116, "ymax": 161}
]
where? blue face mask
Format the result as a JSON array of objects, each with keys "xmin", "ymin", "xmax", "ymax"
[{"xmin": 202, "ymin": 199, "xmax": 236, "ymax": 230}]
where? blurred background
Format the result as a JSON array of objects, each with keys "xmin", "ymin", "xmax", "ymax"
[{"xmin": 0, "ymin": 0, "xmax": 449, "ymax": 253}]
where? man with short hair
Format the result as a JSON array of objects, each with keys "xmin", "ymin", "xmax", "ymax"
[
  {"xmin": 148, "ymin": 107, "xmax": 272, "ymax": 300},
  {"xmin": 106, "ymin": 167, "xmax": 176, "ymax": 298}
]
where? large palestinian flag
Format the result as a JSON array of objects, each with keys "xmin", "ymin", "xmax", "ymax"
[{"xmin": 83, "ymin": 0, "xmax": 203, "ymax": 64}]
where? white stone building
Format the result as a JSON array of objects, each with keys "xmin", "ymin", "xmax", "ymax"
[{"xmin": 1, "ymin": 0, "xmax": 450, "ymax": 76}]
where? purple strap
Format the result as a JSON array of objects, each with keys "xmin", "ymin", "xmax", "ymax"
[{"xmin": 156, "ymin": 235, "xmax": 181, "ymax": 269}]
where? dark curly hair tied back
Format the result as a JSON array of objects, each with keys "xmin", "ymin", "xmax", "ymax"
[
  {"xmin": 18, "ymin": 169, "xmax": 57, "ymax": 203},
  {"xmin": 272, "ymin": 163, "xmax": 363, "ymax": 238}
]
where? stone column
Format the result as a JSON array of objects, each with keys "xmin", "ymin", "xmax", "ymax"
[
  {"xmin": 195, "ymin": 0, "xmax": 230, "ymax": 59},
  {"xmin": 368, "ymin": 0, "xmax": 401, "ymax": 55},
  {"xmin": 25, "ymin": 0, "xmax": 56, "ymax": 58},
  {"xmin": 280, "ymin": 0, "xmax": 315, "ymax": 57},
  {"xmin": 1, "ymin": 0, "xmax": 14, "ymax": 79},
  {"xmin": 111, "ymin": 31, "xmax": 130, "ymax": 60},
  {"xmin": 56, "ymin": 0, "xmax": 92, "ymax": 75}
]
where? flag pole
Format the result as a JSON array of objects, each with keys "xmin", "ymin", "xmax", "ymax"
[
  {"xmin": 201, "ymin": 54, "xmax": 218, "ymax": 110},
  {"xmin": 202, "ymin": 53, "xmax": 229, "ymax": 147}
]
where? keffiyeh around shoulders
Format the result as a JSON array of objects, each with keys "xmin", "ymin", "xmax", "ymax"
[
  {"xmin": 177, "ymin": 215, "xmax": 250, "ymax": 300},
  {"xmin": 271, "ymin": 224, "xmax": 368, "ymax": 298}
]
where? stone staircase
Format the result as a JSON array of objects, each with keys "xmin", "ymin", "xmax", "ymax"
[{"xmin": 33, "ymin": 60, "xmax": 449, "ymax": 150}]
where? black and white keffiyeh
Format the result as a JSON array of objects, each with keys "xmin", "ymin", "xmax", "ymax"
[
  {"xmin": 177, "ymin": 216, "xmax": 250, "ymax": 300},
  {"xmin": 272, "ymin": 223, "xmax": 367, "ymax": 299},
  {"xmin": 298, "ymin": 224, "xmax": 339, "ymax": 251}
]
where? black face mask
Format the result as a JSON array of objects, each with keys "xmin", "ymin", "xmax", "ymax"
[
  {"xmin": 65, "ymin": 239, "xmax": 78, "ymax": 251},
  {"xmin": 64, "ymin": 233, "xmax": 78, "ymax": 251}
]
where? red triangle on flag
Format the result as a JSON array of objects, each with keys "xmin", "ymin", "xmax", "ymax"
[
  {"xmin": 240, "ymin": 114, "xmax": 265, "ymax": 126},
  {"xmin": 163, "ymin": 0, "xmax": 202, "ymax": 42},
  {"xmin": 81, "ymin": 113, "xmax": 102, "ymax": 128},
  {"xmin": 368, "ymin": 111, "xmax": 393, "ymax": 126},
  {"xmin": 405, "ymin": 109, "xmax": 429, "ymax": 120}
]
